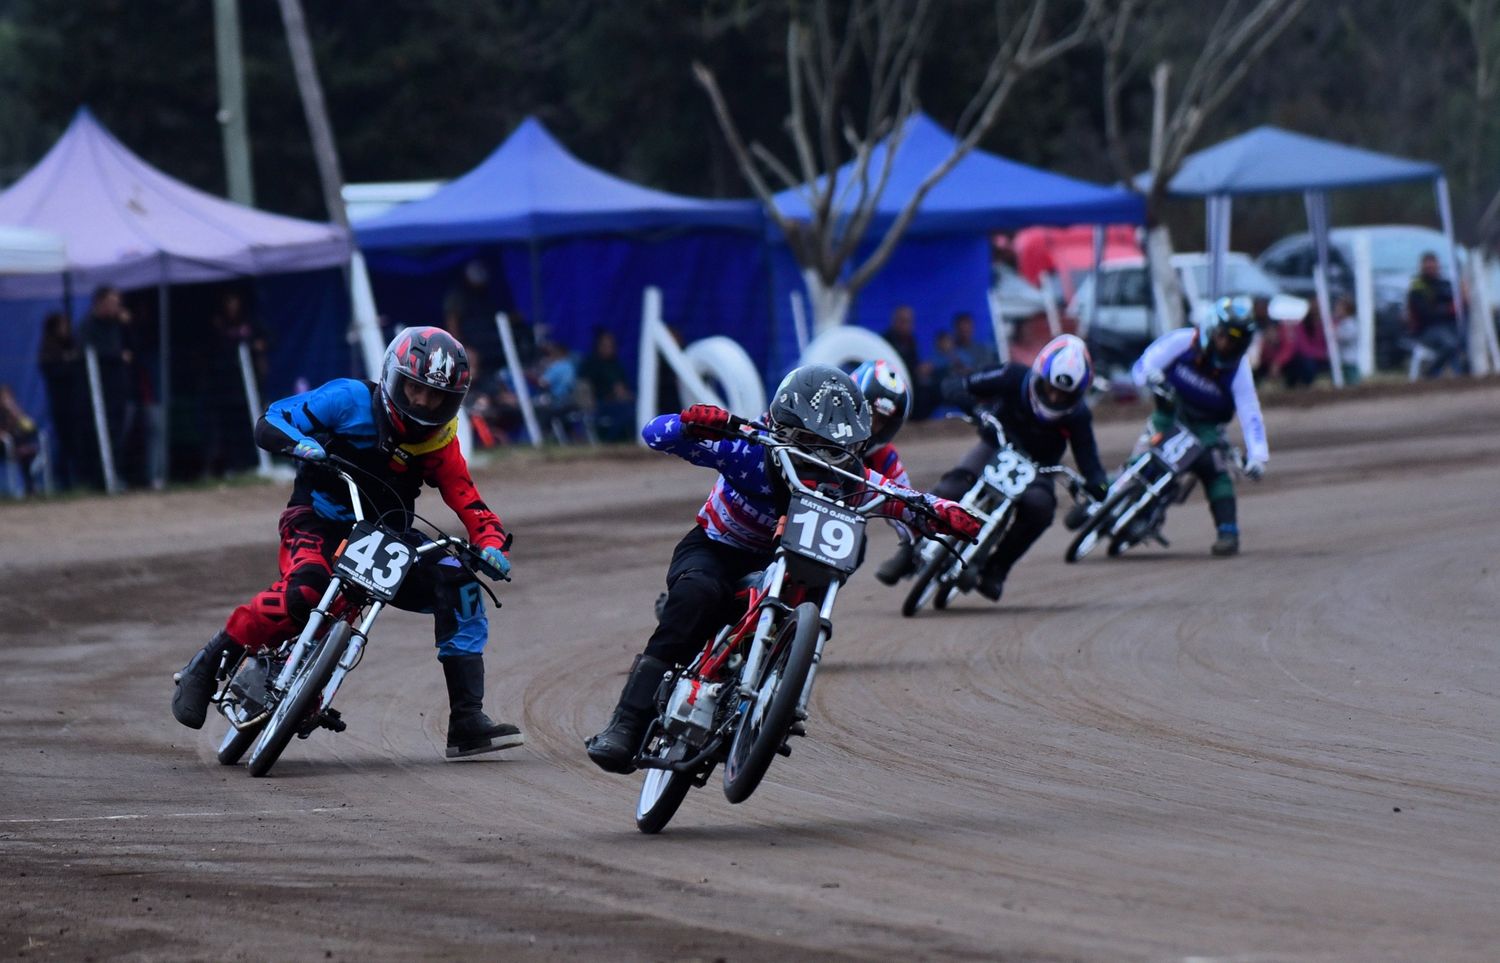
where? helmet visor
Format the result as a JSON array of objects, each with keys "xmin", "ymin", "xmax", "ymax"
[{"xmin": 392, "ymin": 369, "xmax": 465, "ymax": 426}]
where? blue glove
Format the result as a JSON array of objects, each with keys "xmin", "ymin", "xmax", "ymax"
[
  {"xmin": 292, "ymin": 438, "xmax": 327, "ymax": 462},
  {"xmin": 479, "ymin": 545, "xmax": 511, "ymax": 579}
]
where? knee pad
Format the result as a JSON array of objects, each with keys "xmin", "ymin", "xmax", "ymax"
[
  {"xmin": 284, "ymin": 564, "xmax": 331, "ymax": 624},
  {"xmin": 665, "ymin": 568, "xmax": 728, "ymax": 612},
  {"xmin": 1014, "ymin": 485, "xmax": 1057, "ymax": 523},
  {"xmin": 935, "ymin": 469, "xmax": 979, "ymax": 502}
]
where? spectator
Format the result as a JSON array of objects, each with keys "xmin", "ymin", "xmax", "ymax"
[
  {"xmin": 203, "ymin": 289, "xmax": 266, "ymax": 477},
  {"xmin": 1276, "ymin": 304, "xmax": 1331, "ymax": 389},
  {"xmin": 578, "ymin": 328, "xmax": 635, "ymax": 442},
  {"xmin": 1406, "ymin": 251, "xmax": 1464, "ymax": 378},
  {"xmin": 443, "ymin": 259, "xmax": 506, "ymax": 379},
  {"xmin": 881, "ymin": 304, "xmax": 922, "ymax": 376},
  {"xmin": 1331, "ymin": 294, "xmax": 1360, "ymax": 385},
  {"xmin": 79, "ymin": 285, "xmax": 132, "ymax": 487},
  {"xmin": 947, "ymin": 311, "xmax": 998, "ymax": 378},
  {"xmin": 0, "ymin": 384, "xmax": 41, "ymax": 496},
  {"xmin": 38, "ymin": 311, "xmax": 89, "ymax": 489},
  {"xmin": 531, "ymin": 340, "xmax": 581, "ymax": 439},
  {"xmin": 1252, "ymin": 297, "xmax": 1287, "ymax": 385}
]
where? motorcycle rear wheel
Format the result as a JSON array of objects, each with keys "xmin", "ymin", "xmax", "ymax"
[
  {"xmin": 722, "ymin": 601, "xmax": 821, "ymax": 804},
  {"xmin": 246, "ymin": 622, "xmax": 351, "ymax": 778}
]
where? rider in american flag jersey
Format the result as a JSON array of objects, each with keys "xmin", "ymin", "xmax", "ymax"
[{"xmin": 586, "ymin": 364, "xmax": 978, "ymax": 774}]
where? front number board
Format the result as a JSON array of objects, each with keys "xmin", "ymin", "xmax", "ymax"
[
  {"xmin": 333, "ymin": 521, "xmax": 415, "ymax": 602},
  {"xmin": 783, "ymin": 495, "xmax": 866, "ymax": 574}
]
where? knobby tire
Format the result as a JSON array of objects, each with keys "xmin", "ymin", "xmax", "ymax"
[
  {"xmin": 721, "ymin": 601, "xmax": 821, "ymax": 805},
  {"xmin": 246, "ymin": 622, "xmax": 352, "ymax": 778}
]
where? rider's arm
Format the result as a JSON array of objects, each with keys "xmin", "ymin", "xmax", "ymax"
[
  {"xmin": 1230, "ymin": 361, "xmax": 1269, "ymax": 464},
  {"xmin": 1063, "ymin": 412, "xmax": 1110, "ymax": 494},
  {"xmin": 962, "ymin": 363, "xmax": 1018, "ymax": 399},
  {"xmin": 254, "ymin": 378, "xmax": 368, "ymax": 454},
  {"xmin": 1131, "ymin": 329, "xmax": 1196, "ymax": 386},
  {"xmin": 642, "ymin": 413, "xmax": 757, "ymax": 475},
  {"xmin": 422, "ymin": 436, "xmax": 508, "ymax": 551}
]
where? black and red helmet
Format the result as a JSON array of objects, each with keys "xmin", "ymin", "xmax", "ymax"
[{"xmin": 380, "ymin": 326, "xmax": 471, "ymax": 440}]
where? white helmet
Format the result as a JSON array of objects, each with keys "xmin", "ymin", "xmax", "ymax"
[{"xmin": 1026, "ymin": 333, "xmax": 1093, "ymax": 422}]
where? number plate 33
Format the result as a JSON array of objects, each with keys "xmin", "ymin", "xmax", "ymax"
[
  {"xmin": 982, "ymin": 450, "xmax": 1037, "ymax": 499},
  {"xmin": 333, "ymin": 521, "xmax": 415, "ymax": 601},
  {"xmin": 784, "ymin": 495, "xmax": 866, "ymax": 574}
]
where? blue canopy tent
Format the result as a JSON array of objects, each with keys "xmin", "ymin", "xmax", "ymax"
[
  {"xmin": 766, "ymin": 113, "xmax": 1144, "ymax": 374},
  {"xmin": 1138, "ymin": 125, "xmax": 1456, "ymax": 384},
  {"xmin": 355, "ymin": 117, "xmax": 769, "ymax": 386}
]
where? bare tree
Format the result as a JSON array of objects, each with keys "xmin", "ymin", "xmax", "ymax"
[
  {"xmin": 1100, "ymin": 0, "xmax": 1309, "ymax": 328},
  {"xmin": 695, "ymin": 0, "xmax": 1099, "ymax": 331},
  {"xmin": 1458, "ymin": 0, "xmax": 1500, "ymax": 243}
]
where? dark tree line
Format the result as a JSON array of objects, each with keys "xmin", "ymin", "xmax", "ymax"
[{"xmin": 0, "ymin": 0, "xmax": 1495, "ymax": 252}]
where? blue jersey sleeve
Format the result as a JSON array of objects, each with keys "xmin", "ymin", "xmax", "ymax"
[
  {"xmin": 642, "ymin": 413, "xmax": 766, "ymax": 478},
  {"xmin": 258, "ymin": 378, "xmax": 370, "ymax": 453}
]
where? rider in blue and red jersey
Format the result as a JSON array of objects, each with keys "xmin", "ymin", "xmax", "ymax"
[
  {"xmin": 583, "ymin": 363, "xmax": 980, "ymax": 774},
  {"xmin": 170, "ymin": 326, "xmax": 521, "ymax": 759}
]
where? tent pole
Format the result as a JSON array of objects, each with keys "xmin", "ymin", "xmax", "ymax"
[
  {"xmin": 84, "ymin": 345, "xmax": 119, "ymax": 495},
  {"xmin": 1303, "ymin": 191, "xmax": 1344, "ymax": 387},
  {"xmin": 1434, "ymin": 177, "xmax": 1474, "ymax": 373},
  {"xmin": 1205, "ymin": 196, "xmax": 1218, "ymax": 301},
  {"xmin": 157, "ymin": 279, "xmax": 172, "ymax": 485},
  {"xmin": 1087, "ymin": 224, "xmax": 1104, "ymax": 339}
]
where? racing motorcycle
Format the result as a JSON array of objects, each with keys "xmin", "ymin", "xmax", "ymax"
[
  {"xmin": 208, "ymin": 455, "xmax": 508, "ymax": 777},
  {"xmin": 631, "ymin": 417, "xmax": 976, "ymax": 834},
  {"xmin": 901, "ymin": 411, "xmax": 1088, "ymax": 617},
  {"xmin": 1064, "ymin": 420, "xmax": 1243, "ymax": 562}
]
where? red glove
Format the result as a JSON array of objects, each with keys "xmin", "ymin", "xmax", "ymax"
[
  {"xmin": 680, "ymin": 404, "xmax": 732, "ymax": 438},
  {"xmin": 929, "ymin": 499, "xmax": 981, "ymax": 541}
]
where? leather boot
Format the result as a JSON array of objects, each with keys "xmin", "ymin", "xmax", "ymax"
[
  {"xmin": 584, "ymin": 654, "xmax": 669, "ymax": 774},
  {"xmin": 874, "ymin": 542, "xmax": 918, "ymax": 585},
  {"xmin": 171, "ymin": 630, "xmax": 244, "ymax": 729},
  {"xmin": 442, "ymin": 654, "xmax": 524, "ymax": 758}
]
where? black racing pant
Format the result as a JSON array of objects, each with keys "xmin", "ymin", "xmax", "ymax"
[
  {"xmin": 643, "ymin": 527, "xmax": 770, "ymax": 667},
  {"xmin": 935, "ymin": 441, "xmax": 1057, "ymax": 581}
]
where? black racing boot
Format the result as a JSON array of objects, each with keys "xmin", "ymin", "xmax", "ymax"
[
  {"xmin": 441, "ymin": 654, "xmax": 524, "ymax": 758},
  {"xmin": 585, "ymin": 654, "xmax": 670, "ymax": 775},
  {"xmin": 1063, "ymin": 500, "xmax": 1093, "ymax": 531},
  {"xmin": 171, "ymin": 630, "xmax": 243, "ymax": 730},
  {"xmin": 874, "ymin": 542, "xmax": 918, "ymax": 585},
  {"xmin": 975, "ymin": 569, "xmax": 1006, "ymax": 602},
  {"xmin": 1209, "ymin": 498, "xmax": 1239, "ymax": 557}
]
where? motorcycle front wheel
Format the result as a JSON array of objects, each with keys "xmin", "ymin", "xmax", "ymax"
[
  {"xmin": 1065, "ymin": 485, "xmax": 1136, "ymax": 564},
  {"xmin": 216, "ymin": 723, "xmax": 261, "ymax": 766},
  {"xmin": 635, "ymin": 739, "xmax": 696, "ymax": 835},
  {"xmin": 722, "ymin": 601, "xmax": 821, "ymax": 804},
  {"xmin": 246, "ymin": 622, "xmax": 351, "ymax": 778},
  {"xmin": 901, "ymin": 541, "xmax": 951, "ymax": 617}
]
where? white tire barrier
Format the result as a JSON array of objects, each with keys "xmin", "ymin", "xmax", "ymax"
[{"xmin": 798, "ymin": 327, "xmax": 912, "ymax": 391}]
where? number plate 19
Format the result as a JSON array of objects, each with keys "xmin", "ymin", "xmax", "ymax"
[
  {"xmin": 333, "ymin": 521, "xmax": 415, "ymax": 601},
  {"xmin": 783, "ymin": 495, "xmax": 866, "ymax": 574}
]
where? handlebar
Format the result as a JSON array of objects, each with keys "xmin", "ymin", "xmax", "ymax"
[{"xmin": 708, "ymin": 414, "xmax": 980, "ymax": 542}]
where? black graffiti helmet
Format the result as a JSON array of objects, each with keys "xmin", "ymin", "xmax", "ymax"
[
  {"xmin": 1199, "ymin": 296, "xmax": 1257, "ymax": 371},
  {"xmin": 768, "ymin": 362, "xmax": 872, "ymax": 473},
  {"xmin": 380, "ymin": 326, "xmax": 471, "ymax": 440},
  {"xmin": 851, "ymin": 359, "xmax": 910, "ymax": 448}
]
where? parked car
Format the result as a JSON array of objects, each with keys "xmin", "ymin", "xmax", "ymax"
[
  {"xmin": 1068, "ymin": 252, "xmax": 1285, "ymax": 377},
  {"xmin": 1256, "ymin": 225, "xmax": 1464, "ymax": 370}
]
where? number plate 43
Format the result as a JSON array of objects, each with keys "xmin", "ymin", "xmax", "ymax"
[
  {"xmin": 333, "ymin": 521, "xmax": 415, "ymax": 601},
  {"xmin": 784, "ymin": 495, "xmax": 866, "ymax": 574}
]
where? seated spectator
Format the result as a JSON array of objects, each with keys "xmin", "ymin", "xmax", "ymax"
[
  {"xmin": 1252, "ymin": 309, "xmax": 1288, "ymax": 385},
  {"xmin": 1276, "ymin": 305, "xmax": 1332, "ymax": 389},
  {"xmin": 1407, "ymin": 251, "xmax": 1464, "ymax": 378},
  {"xmin": 0, "ymin": 384, "xmax": 42, "ymax": 496},
  {"xmin": 579, "ymin": 328, "xmax": 635, "ymax": 443},
  {"xmin": 532, "ymin": 340, "xmax": 583, "ymax": 441},
  {"xmin": 947, "ymin": 311, "xmax": 997, "ymax": 377}
]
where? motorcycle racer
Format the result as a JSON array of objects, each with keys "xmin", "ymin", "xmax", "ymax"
[
  {"xmin": 848, "ymin": 360, "xmax": 924, "ymax": 586},
  {"xmin": 170, "ymin": 326, "xmax": 522, "ymax": 759},
  {"xmin": 583, "ymin": 363, "xmax": 980, "ymax": 774},
  {"xmin": 1126, "ymin": 296, "xmax": 1269, "ymax": 557},
  {"xmin": 909, "ymin": 334, "xmax": 1108, "ymax": 602}
]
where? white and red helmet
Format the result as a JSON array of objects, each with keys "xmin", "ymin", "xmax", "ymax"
[
  {"xmin": 850, "ymin": 359, "xmax": 910, "ymax": 448},
  {"xmin": 1026, "ymin": 333, "xmax": 1092, "ymax": 422},
  {"xmin": 380, "ymin": 326, "xmax": 471, "ymax": 440}
]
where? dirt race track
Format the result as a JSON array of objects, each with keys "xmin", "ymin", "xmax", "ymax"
[{"xmin": 2, "ymin": 385, "xmax": 1498, "ymax": 962}]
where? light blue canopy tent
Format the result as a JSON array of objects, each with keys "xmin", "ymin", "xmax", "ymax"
[
  {"xmin": 354, "ymin": 117, "xmax": 772, "ymax": 385},
  {"xmin": 766, "ymin": 113, "xmax": 1145, "ymax": 372},
  {"xmin": 1139, "ymin": 125, "xmax": 1454, "ymax": 384}
]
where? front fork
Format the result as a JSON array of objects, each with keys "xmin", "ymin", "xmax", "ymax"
[
  {"xmin": 267, "ymin": 576, "xmax": 378, "ymax": 713},
  {"xmin": 793, "ymin": 580, "xmax": 839, "ymax": 722}
]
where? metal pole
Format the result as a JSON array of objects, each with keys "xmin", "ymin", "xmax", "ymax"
[
  {"xmin": 1087, "ymin": 224, "xmax": 1104, "ymax": 338},
  {"xmin": 84, "ymin": 346, "xmax": 119, "ymax": 494},
  {"xmin": 1303, "ymin": 191, "xmax": 1344, "ymax": 387},
  {"xmin": 985, "ymin": 288, "xmax": 1011, "ymax": 365},
  {"xmin": 495, "ymin": 311, "xmax": 542, "ymax": 448},
  {"xmin": 278, "ymin": 0, "xmax": 348, "ymax": 228},
  {"xmin": 156, "ymin": 280, "xmax": 172, "ymax": 485},
  {"xmin": 214, "ymin": 0, "xmax": 255, "ymax": 206},
  {"xmin": 239, "ymin": 341, "xmax": 273, "ymax": 475},
  {"xmin": 1434, "ymin": 177, "xmax": 1472, "ymax": 372}
]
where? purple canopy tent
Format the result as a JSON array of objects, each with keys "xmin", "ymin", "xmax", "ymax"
[{"xmin": 0, "ymin": 108, "xmax": 351, "ymax": 491}]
